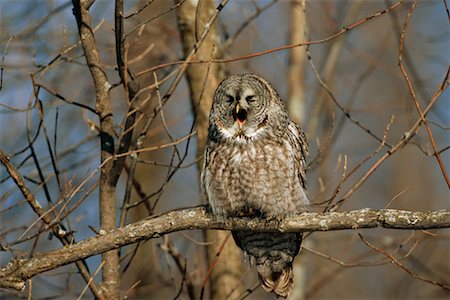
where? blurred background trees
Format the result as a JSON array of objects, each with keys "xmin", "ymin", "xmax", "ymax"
[{"xmin": 0, "ymin": 0, "xmax": 449, "ymax": 299}]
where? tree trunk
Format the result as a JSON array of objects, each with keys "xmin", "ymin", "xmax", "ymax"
[
  {"xmin": 287, "ymin": 3, "xmax": 308, "ymax": 299},
  {"xmin": 175, "ymin": 0, "xmax": 244, "ymax": 298}
]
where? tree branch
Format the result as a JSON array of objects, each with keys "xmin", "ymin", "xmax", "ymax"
[
  {"xmin": 1, "ymin": 206, "xmax": 449, "ymax": 291},
  {"xmin": 72, "ymin": 0, "xmax": 119, "ymax": 298},
  {"xmin": 0, "ymin": 148, "xmax": 103, "ymax": 298}
]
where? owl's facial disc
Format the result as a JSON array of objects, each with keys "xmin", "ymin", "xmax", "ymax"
[{"xmin": 234, "ymin": 103, "xmax": 247, "ymax": 126}]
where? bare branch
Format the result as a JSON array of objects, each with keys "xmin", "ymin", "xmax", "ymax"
[
  {"xmin": 398, "ymin": 0, "xmax": 450, "ymax": 187},
  {"xmin": 0, "ymin": 35, "xmax": 13, "ymax": 91},
  {"xmin": 0, "ymin": 151, "xmax": 103, "ymax": 298},
  {"xmin": 0, "ymin": 206, "xmax": 449, "ymax": 291},
  {"xmin": 136, "ymin": 0, "xmax": 406, "ymax": 77},
  {"xmin": 72, "ymin": 0, "xmax": 119, "ymax": 298},
  {"xmin": 359, "ymin": 234, "xmax": 450, "ymax": 290}
]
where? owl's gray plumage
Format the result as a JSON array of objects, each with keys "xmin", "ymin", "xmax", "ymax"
[{"xmin": 201, "ymin": 73, "xmax": 308, "ymax": 298}]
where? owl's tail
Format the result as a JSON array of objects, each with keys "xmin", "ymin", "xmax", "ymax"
[
  {"xmin": 232, "ymin": 231, "xmax": 302, "ymax": 298},
  {"xmin": 257, "ymin": 259, "xmax": 294, "ymax": 298}
]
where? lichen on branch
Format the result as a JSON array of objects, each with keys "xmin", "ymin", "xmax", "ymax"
[{"xmin": 0, "ymin": 205, "xmax": 449, "ymax": 291}]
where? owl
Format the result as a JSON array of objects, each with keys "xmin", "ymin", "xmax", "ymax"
[{"xmin": 201, "ymin": 73, "xmax": 309, "ymax": 298}]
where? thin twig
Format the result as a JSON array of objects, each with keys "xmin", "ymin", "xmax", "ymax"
[
  {"xmin": 124, "ymin": 0, "xmax": 155, "ymax": 18},
  {"xmin": 0, "ymin": 35, "xmax": 14, "ymax": 91},
  {"xmin": 306, "ymin": 44, "xmax": 390, "ymax": 147},
  {"xmin": 36, "ymin": 83, "xmax": 96, "ymax": 114},
  {"xmin": 359, "ymin": 234, "xmax": 450, "ymax": 290},
  {"xmin": 126, "ymin": 0, "xmax": 187, "ymax": 38},
  {"xmin": 398, "ymin": 0, "xmax": 450, "ymax": 187},
  {"xmin": 200, "ymin": 233, "xmax": 231, "ymax": 300},
  {"xmin": 233, "ymin": 281, "xmax": 260, "ymax": 300},
  {"xmin": 330, "ymin": 69, "xmax": 449, "ymax": 211},
  {"xmin": 0, "ymin": 150, "xmax": 103, "ymax": 298},
  {"xmin": 136, "ymin": 0, "xmax": 406, "ymax": 77},
  {"xmin": 222, "ymin": 0, "xmax": 278, "ymax": 51}
]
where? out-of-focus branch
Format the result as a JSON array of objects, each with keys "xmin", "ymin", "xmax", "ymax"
[
  {"xmin": 306, "ymin": 1, "xmax": 364, "ymax": 138},
  {"xmin": 136, "ymin": 0, "xmax": 406, "ymax": 77},
  {"xmin": 398, "ymin": 0, "xmax": 450, "ymax": 187},
  {"xmin": 222, "ymin": 0, "xmax": 278, "ymax": 51},
  {"xmin": 1, "ymin": 206, "xmax": 449, "ymax": 291},
  {"xmin": 359, "ymin": 234, "xmax": 450, "ymax": 290},
  {"xmin": 329, "ymin": 67, "xmax": 449, "ymax": 212}
]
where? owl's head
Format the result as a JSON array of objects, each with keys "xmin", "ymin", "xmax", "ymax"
[{"xmin": 209, "ymin": 73, "xmax": 288, "ymax": 142}]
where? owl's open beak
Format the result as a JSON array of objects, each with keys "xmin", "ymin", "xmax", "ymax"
[{"xmin": 234, "ymin": 103, "xmax": 247, "ymax": 126}]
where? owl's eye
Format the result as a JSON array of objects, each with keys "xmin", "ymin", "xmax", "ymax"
[
  {"xmin": 246, "ymin": 95, "xmax": 256, "ymax": 103},
  {"xmin": 226, "ymin": 95, "xmax": 234, "ymax": 103}
]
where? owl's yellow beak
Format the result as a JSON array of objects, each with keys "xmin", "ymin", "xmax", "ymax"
[{"xmin": 234, "ymin": 103, "xmax": 247, "ymax": 126}]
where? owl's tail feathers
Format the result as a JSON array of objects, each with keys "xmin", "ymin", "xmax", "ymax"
[
  {"xmin": 257, "ymin": 264, "xmax": 293, "ymax": 298},
  {"xmin": 232, "ymin": 231, "xmax": 301, "ymax": 298}
]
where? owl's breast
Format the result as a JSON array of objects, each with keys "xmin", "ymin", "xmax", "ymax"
[{"xmin": 205, "ymin": 138, "xmax": 307, "ymax": 219}]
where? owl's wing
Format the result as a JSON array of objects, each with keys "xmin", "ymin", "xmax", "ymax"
[
  {"xmin": 287, "ymin": 121, "xmax": 309, "ymax": 189},
  {"xmin": 200, "ymin": 142, "xmax": 211, "ymax": 205}
]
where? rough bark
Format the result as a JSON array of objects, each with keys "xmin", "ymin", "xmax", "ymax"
[
  {"xmin": 175, "ymin": 0, "xmax": 244, "ymax": 298},
  {"xmin": 1, "ymin": 206, "xmax": 449, "ymax": 291}
]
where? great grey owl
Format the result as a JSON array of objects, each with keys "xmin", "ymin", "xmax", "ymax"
[{"xmin": 201, "ymin": 73, "xmax": 309, "ymax": 298}]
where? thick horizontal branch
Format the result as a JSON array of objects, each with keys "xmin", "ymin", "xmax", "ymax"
[{"xmin": 1, "ymin": 206, "xmax": 449, "ymax": 290}]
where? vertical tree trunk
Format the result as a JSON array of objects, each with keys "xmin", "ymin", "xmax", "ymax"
[
  {"xmin": 72, "ymin": 1, "xmax": 121, "ymax": 298},
  {"xmin": 175, "ymin": 0, "xmax": 244, "ymax": 298},
  {"xmin": 287, "ymin": 1, "xmax": 307, "ymax": 299},
  {"xmin": 287, "ymin": 0, "xmax": 307, "ymax": 126}
]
